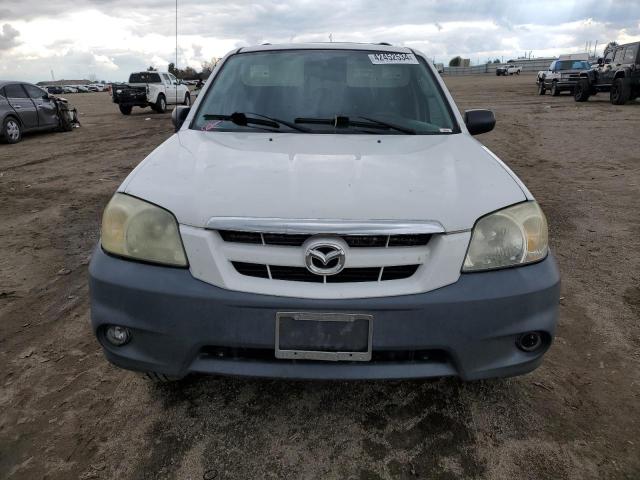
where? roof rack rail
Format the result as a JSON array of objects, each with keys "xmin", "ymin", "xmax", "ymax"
[
  {"xmin": 262, "ymin": 42, "xmax": 271, "ymax": 45},
  {"xmin": 377, "ymin": 42, "xmax": 392, "ymax": 46}
]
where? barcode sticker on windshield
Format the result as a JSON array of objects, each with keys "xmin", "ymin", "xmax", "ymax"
[{"xmin": 368, "ymin": 53, "xmax": 419, "ymax": 65}]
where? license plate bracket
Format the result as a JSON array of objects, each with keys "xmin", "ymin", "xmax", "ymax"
[{"xmin": 275, "ymin": 312, "xmax": 373, "ymax": 362}]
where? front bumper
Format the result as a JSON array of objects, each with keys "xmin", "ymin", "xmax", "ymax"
[{"xmin": 89, "ymin": 247, "xmax": 560, "ymax": 381}]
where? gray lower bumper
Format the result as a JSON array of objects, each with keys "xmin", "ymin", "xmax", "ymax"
[{"xmin": 89, "ymin": 248, "xmax": 560, "ymax": 381}]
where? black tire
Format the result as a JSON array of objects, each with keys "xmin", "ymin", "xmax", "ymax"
[
  {"xmin": 610, "ymin": 77, "xmax": 631, "ymax": 105},
  {"xmin": 538, "ymin": 81, "xmax": 546, "ymax": 95},
  {"xmin": 516, "ymin": 71, "xmax": 520, "ymax": 75},
  {"xmin": 1, "ymin": 116, "xmax": 22, "ymax": 144},
  {"xmin": 496, "ymin": 71, "xmax": 500, "ymax": 76},
  {"xmin": 144, "ymin": 372, "xmax": 181, "ymax": 383},
  {"xmin": 551, "ymin": 82, "xmax": 560, "ymax": 96},
  {"xmin": 154, "ymin": 94, "xmax": 167, "ymax": 113},
  {"xmin": 574, "ymin": 79, "xmax": 591, "ymax": 102},
  {"xmin": 119, "ymin": 105, "xmax": 132, "ymax": 115},
  {"xmin": 183, "ymin": 93, "xmax": 191, "ymax": 106}
]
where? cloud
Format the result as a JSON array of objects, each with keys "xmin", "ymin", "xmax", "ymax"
[
  {"xmin": 0, "ymin": 1, "xmax": 639, "ymax": 82},
  {"xmin": 0, "ymin": 23, "xmax": 21, "ymax": 50}
]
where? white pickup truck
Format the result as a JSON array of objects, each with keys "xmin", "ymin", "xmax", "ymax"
[
  {"xmin": 111, "ymin": 71, "xmax": 191, "ymax": 115},
  {"xmin": 496, "ymin": 64, "xmax": 522, "ymax": 76}
]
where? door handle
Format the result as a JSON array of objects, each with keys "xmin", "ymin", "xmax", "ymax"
[{"xmin": 15, "ymin": 105, "xmax": 22, "ymax": 109}]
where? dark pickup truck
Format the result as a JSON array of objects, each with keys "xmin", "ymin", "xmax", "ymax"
[
  {"xmin": 537, "ymin": 58, "xmax": 592, "ymax": 96},
  {"xmin": 574, "ymin": 41, "xmax": 640, "ymax": 104}
]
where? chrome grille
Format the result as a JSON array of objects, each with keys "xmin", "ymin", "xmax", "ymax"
[{"xmin": 208, "ymin": 220, "xmax": 440, "ymax": 288}]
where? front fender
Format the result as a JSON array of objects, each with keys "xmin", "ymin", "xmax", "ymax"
[{"xmin": 614, "ymin": 68, "xmax": 630, "ymax": 80}]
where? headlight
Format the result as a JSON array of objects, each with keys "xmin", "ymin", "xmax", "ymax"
[
  {"xmin": 101, "ymin": 193, "xmax": 188, "ymax": 267},
  {"xmin": 463, "ymin": 201, "xmax": 548, "ymax": 272}
]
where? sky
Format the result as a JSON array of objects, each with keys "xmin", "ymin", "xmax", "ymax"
[{"xmin": 1, "ymin": 0, "xmax": 639, "ymax": 83}]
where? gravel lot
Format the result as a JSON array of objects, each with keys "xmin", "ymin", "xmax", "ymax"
[{"xmin": 1, "ymin": 74, "xmax": 639, "ymax": 480}]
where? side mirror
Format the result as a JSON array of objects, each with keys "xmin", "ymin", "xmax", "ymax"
[
  {"xmin": 597, "ymin": 58, "xmax": 604, "ymax": 65},
  {"xmin": 464, "ymin": 109, "xmax": 495, "ymax": 135},
  {"xmin": 172, "ymin": 106, "xmax": 190, "ymax": 132}
]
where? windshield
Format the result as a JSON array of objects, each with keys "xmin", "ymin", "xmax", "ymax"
[
  {"xmin": 556, "ymin": 60, "xmax": 591, "ymax": 70},
  {"xmin": 192, "ymin": 50, "xmax": 457, "ymax": 134},
  {"xmin": 129, "ymin": 72, "xmax": 161, "ymax": 83}
]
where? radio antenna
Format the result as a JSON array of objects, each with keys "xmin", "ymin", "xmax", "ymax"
[{"xmin": 175, "ymin": 0, "xmax": 178, "ymax": 73}]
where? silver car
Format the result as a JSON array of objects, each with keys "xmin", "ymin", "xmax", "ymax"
[{"xmin": 0, "ymin": 81, "xmax": 62, "ymax": 144}]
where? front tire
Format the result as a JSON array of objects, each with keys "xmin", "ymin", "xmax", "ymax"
[
  {"xmin": 610, "ymin": 78, "xmax": 631, "ymax": 105},
  {"xmin": 551, "ymin": 82, "xmax": 560, "ymax": 96},
  {"xmin": 1, "ymin": 117, "xmax": 22, "ymax": 144},
  {"xmin": 538, "ymin": 81, "xmax": 546, "ymax": 95},
  {"xmin": 154, "ymin": 94, "xmax": 167, "ymax": 113},
  {"xmin": 574, "ymin": 79, "xmax": 591, "ymax": 102},
  {"xmin": 119, "ymin": 105, "xmax": 132, "ymax": 115}
]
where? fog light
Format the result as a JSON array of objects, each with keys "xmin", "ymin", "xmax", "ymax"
[
  {"xmin": 516, "ymin": 332, "xmax": 543, "ymax": 352},
  {"xmin": 105, "ymin": 325, "xmax": 131, "ymax": 346}
]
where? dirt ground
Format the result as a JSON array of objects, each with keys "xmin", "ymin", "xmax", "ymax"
[{"xmin": 1, "ymin": 74, "xmax": 639, "ymax": 480}]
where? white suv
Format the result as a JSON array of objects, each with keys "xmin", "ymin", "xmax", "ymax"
[{"xmin": 90, "ymin": 44, "xmax": 560, "ymax": 382}]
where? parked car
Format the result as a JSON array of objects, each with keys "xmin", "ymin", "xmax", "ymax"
[
  {"xmin": 63, "ymin": 86, "xmax": 78, "ymax": 93},
  {"xmin": 46, "ymin": 86, "xmax": 64, "ymax": 95},
  {"xmin": 496, "ymin": 64, "xmax": 521, "ymax": 76},
  {"xmin": 574, "ymin": 41, "xmax": 640, "ymax": 104},
  {"xmin": 89, "ymin": 84, "xmax": 106, "ymax": 92},
  {"xmin": 74, "ymin": 85, "xmax": 90, "ymax": 93},
  {"xmin": 111, "ymin": 71, "xmax": 191, "ymax": 115},
  {"xmin": 90, "ymin": 43, "xmax": 559, "ymax": 383},
  {"xmin": 537, "ymin": 54, "xmax": 592, "ymax": 96},
  {"xmin": 0, "ymin": 81, "xmax": 78, "ymax": 143}
]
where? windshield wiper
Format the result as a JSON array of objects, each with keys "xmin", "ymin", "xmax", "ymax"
[
  {"xmin": 294, "ymin": 115, "xmax": 415, "ymax": 134},
  {"xmin": 356, "ymin": 116, "xmax": 416, "ymax": 135},
  {"xmin": 203, "ymin": 112, "xmax": 310, "ymax": 132}
]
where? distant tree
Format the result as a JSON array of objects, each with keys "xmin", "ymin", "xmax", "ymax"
[
  {"xmin": 180, "ymin": 66, "xmax": 198, "ymax": 79},
  {"xmin": 147, "ymin": 65, "xmax": 157, "ymax": 71},
  {"xmin": 168, "ymin": 62, "xmax": 176, "ymax": 76},
  {"xmin": 493, "ymin": 58, "xmax": 501, "ymax": 63},
  {"xmin": 200, "ymin": 57, "xmax": 220, "ymax": 79},
  {"xmin": 449, "ymin": 56, "xmax": 462, "ymax": 67}
]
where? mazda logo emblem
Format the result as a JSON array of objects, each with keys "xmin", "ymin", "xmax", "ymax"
[{"xmin": 304, "ymin": 239, "xmax": 346, "ymax": 276}]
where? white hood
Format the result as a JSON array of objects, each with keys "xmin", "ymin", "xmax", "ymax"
[{"xmin": 121, "ymin": 130, "xmax": 526, "ymax": 232}]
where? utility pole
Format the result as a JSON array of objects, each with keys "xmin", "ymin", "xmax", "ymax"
[{"xmin": 329, "ymin": 33, "xmax": 333, "ymax": 42}]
